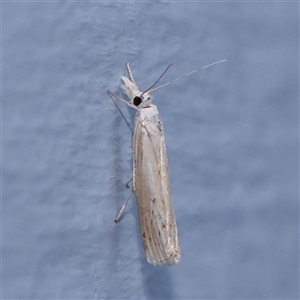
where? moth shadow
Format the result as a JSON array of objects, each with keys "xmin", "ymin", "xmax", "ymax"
[{"xmin": 141, "ymin": 259, "xmax": 175, "ymax": 299}]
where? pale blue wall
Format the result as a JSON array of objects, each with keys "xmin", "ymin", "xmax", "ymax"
[{"xmin": 3, "ymin": 2, "xmax": 298, "ymax": 299}]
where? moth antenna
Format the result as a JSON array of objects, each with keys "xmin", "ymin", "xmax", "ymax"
[
  {"xmin": 148, "ymin": 59, "xmax": 226, "ymax": 93},
  {"xmin": 141, "ymin": 63, "xmax": 173, "ymax": 95}
]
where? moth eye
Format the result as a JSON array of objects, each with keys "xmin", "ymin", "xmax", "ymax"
[{"xmin": 133, "ymin": 96, "xmax": 142, "ymax": 106}]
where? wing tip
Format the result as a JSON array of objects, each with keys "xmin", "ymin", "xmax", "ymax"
[{"xmin": 147, "ymin": 249, "xmax": 181, "ymax": 266}]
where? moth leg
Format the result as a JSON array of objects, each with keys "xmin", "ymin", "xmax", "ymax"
[
  {"xmin": 107, "ymin": 91, "xmax": 133, "ymax": 133},
  {"xmin": 107, "ymin": 90, "xmax": 135, "ymax": 109},
  {"xmin": 125, "ymin": 177, "xmax": 133, "ymax": 189},
  {"xmin": 114, "ymin": 191, "xmax": 134, "ymax": 223},
  {"xmin": 125, "ymin": 62, "xmax": 136, "ymax": 85}
]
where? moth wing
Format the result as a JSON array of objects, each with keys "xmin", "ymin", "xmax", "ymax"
[{"xmin": 133, "ymin": 106, "xmax": 181, "ymax": 265}]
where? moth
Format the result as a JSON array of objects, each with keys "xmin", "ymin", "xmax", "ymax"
[{"xmin": 108, "ymin": 60, "xmax": 225, "ymax": 265}]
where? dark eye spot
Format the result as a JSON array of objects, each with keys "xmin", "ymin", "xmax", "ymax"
[
  {"xmin": 133, "ymin": 96, "xmax": 142, "ymax": 106},
  {"xmin": 157, "ymin": 121, "xmax": 162, "ymax": 132}
]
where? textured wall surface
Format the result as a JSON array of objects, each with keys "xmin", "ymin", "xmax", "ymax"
[{"xmin": 2, "ymin": 2, "xmax": 299, "ymax": 299}]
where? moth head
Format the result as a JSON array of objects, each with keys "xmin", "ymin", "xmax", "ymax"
[{"xmin": 133, "ymin": 92, "xmax": 153, "ymax": 108}]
